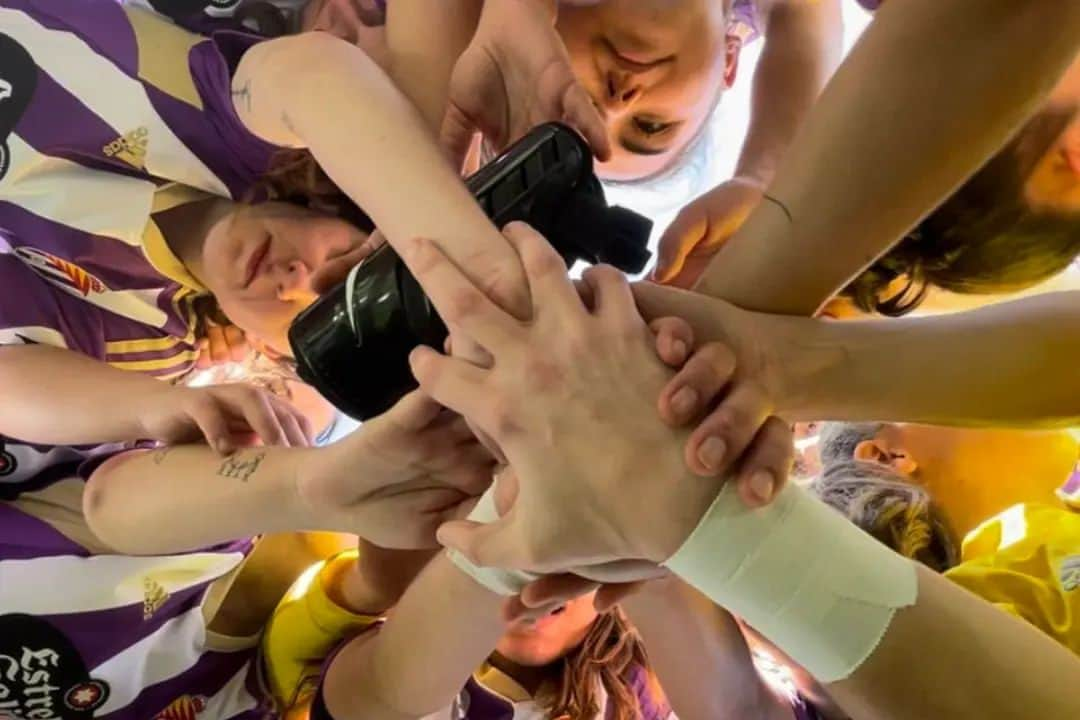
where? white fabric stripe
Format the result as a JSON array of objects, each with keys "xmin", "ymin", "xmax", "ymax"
[
  {"xmin": 93, "ymin": 606, "xmax": 210, "ymax": 715},
  {"xmin": 3, "ymin": 134, "xmax": 155, "ymax": 247},
  {"xmin": 0, "ymin": 551, "xmax": 245, "ymax": 615},
  {"xmin": 0, "ymin": 326, "xmax": 69, "ymax": 347},
  {"xmin": 204, "ymin": 662, "xmax": 260, "ymax": 720},
  {"xmin": 0, "ymin": 8, "xmax": 230, "ymax": 197}
]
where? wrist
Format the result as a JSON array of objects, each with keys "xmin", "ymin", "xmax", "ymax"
[
  {"xmin": 641, "ymin": 467, "xmax": 725, "ymax": 564},
  {"xmin": 768, "ymin": 315, "xmax": 849, "ymax": 421}
]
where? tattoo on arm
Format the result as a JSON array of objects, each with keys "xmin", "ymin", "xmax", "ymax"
[
  {"xmin": 217, "ymin": 450, "xmax": 267, "ymax": 482},
  {"xmin": 151, "ymin": 447, "xmax": 172, "ymax": 465},
  {"xmin": 231, "ymin": 79, "xmax": 253, "ymax": 113}
]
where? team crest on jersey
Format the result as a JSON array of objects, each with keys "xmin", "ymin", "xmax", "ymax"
[
  {"xmin": 0, "ymin": 33, "xmax": 38, "ymax": 184},
  {"xmin": 152, "ymin": 694, "xmax": 207, "ymax": 720},
  {"xmin": 0, "ymin": 440, "xmax": 15, "ymax": 478},
  {"xmin": 13, "ymin": 248, "xmax": 108, "ymax": 297},
  {"xmin": 0, "ymin": 615, "xmax": 111, "ymax": 719},
  {"xmin": 103, "ymin": 127, "xmax": 149, "ymax": 171}
]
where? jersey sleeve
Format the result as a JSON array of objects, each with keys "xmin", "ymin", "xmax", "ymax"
[
  {"xmin": 0, "ymin": 255, "xmax": 108, "ymax": 358},
  {"xmin": 0, "ymin": 0, "xmax": 282, "ymax": 199},
  {"xmin": 262, "ymin": 549, "xmax": 383, "ymax": 711},
  {"xmin": 944, "ymin": 503, "xmax": 1080, "ymax": 654}
]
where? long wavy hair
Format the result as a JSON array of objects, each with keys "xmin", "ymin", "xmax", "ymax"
[
  {"xmin": 841, "ymin": 107, "xmax": 1080, "ymax": 316},
  {"xmin": 535, "ymin": 607, "xmax": 657, "ymax": 720}
]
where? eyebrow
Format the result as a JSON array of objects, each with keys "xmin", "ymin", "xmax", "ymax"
[{"xmin": 618, "ymin": 136, "xmax": 670, "ymax": 156}]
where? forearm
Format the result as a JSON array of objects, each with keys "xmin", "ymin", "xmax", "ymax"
[
  {"xmin": 665, "ymin": 483, "xmax": 1080, "ymax": 720},
  {"xmin": 697, "ymin": 0, "xmax": 1080, "ymax": 314},
  {"xmin": 828, "ymin": 566, "xmax": 1080, "ymax": 719},
  {"xmin": 83, "ymin": 446, "xmax": 309, "ymax": 554},
  {"xmin": 235, "ymin": 34, "xmax": 529, "ymax": 317},
  {"xmin": 385, "ymin": 0, "xmax": 483, "ymax": 134},
  {"xmin": 0, "ymin": 345, "xmax": 156, "ymax": 445},
  {"xmin": 621, "ymin": 579, "xmax": 793, "ymax": 720},
  {"xmin": 782, "ymin": 291, "xmax": 1080, "ymax": 427},
  {"xmin": 733, "ymin": 0, "xmax": 842, "ymax": 185},
  {"xmin": 324, "ymin": 553, "xmax": 504, "ymax": 720}
]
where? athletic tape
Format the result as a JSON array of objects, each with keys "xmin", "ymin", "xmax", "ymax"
[
  {"xmin": 447, "ymin": 486, "xmax": 540, "ymax": 596},
  {"xmin": 664, "ymin": 483, "xmax": 918, "ymax": 682}
]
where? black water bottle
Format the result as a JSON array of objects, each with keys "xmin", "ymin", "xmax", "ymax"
[{"xmin": 289, "ymin": 123, "xmax": 653, "ymax": 420}]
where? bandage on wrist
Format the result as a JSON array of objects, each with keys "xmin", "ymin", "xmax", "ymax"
[
  {"xmin": 447, "ymin": 487, "xmax": 540, "ymax": 596},
  {"xmin": 663, "ymin": 483, "xmax": 917, "ymax": 682}
]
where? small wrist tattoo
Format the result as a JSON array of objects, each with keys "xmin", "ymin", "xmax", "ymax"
[
  {"xmin": 231, "ymin": 80, "xmax": 253, "ymax": 112},
  {"xmin": 151, "ymin": 447, "xmax": 172, "ymax": 465}
]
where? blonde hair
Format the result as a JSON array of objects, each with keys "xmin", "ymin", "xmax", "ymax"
[{"xmin": 537, "ymin": 608, "xmax": 657, "ymax": 720}]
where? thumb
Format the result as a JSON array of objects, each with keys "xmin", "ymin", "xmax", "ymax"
[
  {"xmin": 440, "ymin": 102, "xmax": 479, "ymax": 175},
  {"xmin": 653, "ymin": 209, "xmax": 705, "ymax": 284},
  {"xmin": 437, "ymin": 515, "xmax": 522, "ymax": 570}
]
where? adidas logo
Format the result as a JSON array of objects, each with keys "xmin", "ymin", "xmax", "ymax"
[
  {"xmin": 103, "ymin": 126, "xmax": 149, "ymax": 170},
  {"xmin": 143, "ymin": 577, "xmax": 171, "ymax": 620}
]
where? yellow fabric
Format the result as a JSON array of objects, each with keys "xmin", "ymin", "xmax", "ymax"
[
  {"xmin": 945, "ymin": 503, "xmax": 1080, "ymax": 654},
  {"xmin": 261, "ymin": 550, "xmax": 383, "ymax": 710}
]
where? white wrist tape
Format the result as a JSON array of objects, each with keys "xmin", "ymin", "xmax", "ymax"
[
  {"xmin": 664, "ymin": 483, "xmax": 918, "ymax": 682},
  {"xmin": 447, "ymin": 487, "xmax": 540, "ymax": 596}
]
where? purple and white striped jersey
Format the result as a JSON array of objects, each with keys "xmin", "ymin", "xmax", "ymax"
[
  {"xmin": 0, "ymin": 0, "xmax": 283, "ymax": 498},
  {"xmin": 0, "ymin": 492, "xmax": 265, "ymax": 720}
]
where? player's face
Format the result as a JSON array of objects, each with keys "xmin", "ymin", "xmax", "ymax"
[
  {"xmin": 557, "ymin": 0, "xmax": 736, "ymax": 180},
  {"xmin": 200, "ymin": 202, "xmax": 368, "ymax": 355},
  {"xmin": 494, "ymin": 594, "xmax": 600, "ymax": 667}
]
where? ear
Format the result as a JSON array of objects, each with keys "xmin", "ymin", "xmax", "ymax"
[
  {"xmin": 723, "ymin": 33, "xmax": 742, "ymax": 89},
  {"xmin": 853, "ymin": 439, "xmax": 919, "ymax": 477}
]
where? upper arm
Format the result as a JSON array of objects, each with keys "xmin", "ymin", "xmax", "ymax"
[{"xmin": 230, "ymin": 31, "xmax": 355, "ymax": 148}]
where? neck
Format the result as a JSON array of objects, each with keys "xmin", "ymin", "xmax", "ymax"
[{"xmin": 154, "ymin": 198, "xmax": 231, "ymax": 287}]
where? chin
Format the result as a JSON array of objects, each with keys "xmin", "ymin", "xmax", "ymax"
[{"xmin": 496, "ymin": 644, "xmax": 563, "ymax": 668}]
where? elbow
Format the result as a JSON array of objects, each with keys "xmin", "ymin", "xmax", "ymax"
[{"xmin": 82, "ymin": 452, "xmax": 141, "ymax": 553}]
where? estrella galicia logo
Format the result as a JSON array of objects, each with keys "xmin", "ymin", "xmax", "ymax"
[
  {"xmin": 0, "ymin": 34, "xmax": 37, "ymax": 184},
  {"xmin": 0, "ymin": 615, "xmax": 110, "ymax": 719}
]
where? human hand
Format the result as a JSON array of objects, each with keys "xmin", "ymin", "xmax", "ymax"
[
  {"xmin": 653, "ymin": 178, "xmax": 766, "ymax": 288},
  {"xmin": 194, "ymin": 322, "xmax": 250, "ymax": 369},
  {"xmin": 406, "ymin": 222, "xmax": 723, "ymax": 575},
  {"xmin": 136, "ymin": 383, "xmax": 313, "ymax": 453},
  {"xmin": 632, "ymin": 281, "xmax": 797, "ymax": 506},
  {"xmin": 295, "ymin": 390, "xmax": 494, "ymax": 549},
  {"xmin": 439, "ymin": 0, "xmax": 610, "ymax": 171}
]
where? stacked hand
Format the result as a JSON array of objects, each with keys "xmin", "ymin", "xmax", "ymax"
[
  {"xmin": 295, "ymin": 390, "xmax": 495, "ymax": 549},
  {"xmin": 396, "ymin": 222, "xmax": 800, "ymax": 614},
  {"xmin": 653, "ymin": 178, "xmax": 766, "ymax": 288},
  {"xmin": 440, "ymin": 0, "xmax": 610, "ymax": 172},
  {"xmin": 136, "ymin": 382, "xmax": 313, "ymax": 452}
]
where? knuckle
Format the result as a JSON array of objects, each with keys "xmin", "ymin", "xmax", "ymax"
[{"xmin": 445, "ymin": 287, "xmax": 485, "ymax": 323}]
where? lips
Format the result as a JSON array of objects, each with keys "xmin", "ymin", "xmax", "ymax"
[{"xmin": 243, "ymin": 237, "xmax": 271, "ymax": 288}]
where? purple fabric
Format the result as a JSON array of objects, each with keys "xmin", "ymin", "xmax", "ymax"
[
  {"xmin": 0, "ymin": 504, "xmax": 90, "ymax": 559},
  {"xmin": 4, "ymin": 0, "xmax": 140, "ymax": 76},
  {"xmin": 730, "ymin": 0, "xmax": 763, "ymax": 42},
  {"xmin": 857, "ymin": 0, "xmax": 882, "ymax": 9}
]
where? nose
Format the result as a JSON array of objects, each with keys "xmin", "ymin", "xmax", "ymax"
[
  {"xmin": 275, "ymin": 259, "xmax": 314, "ymax": 301},
  {"xmin": 602, "ymin": 70, "xmax": 643, "ymax": 112}
]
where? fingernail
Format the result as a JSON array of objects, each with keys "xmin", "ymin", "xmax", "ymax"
[
  {"xmin": 749, "ymin": 471, "xmax": 775, "ymax": 503},
  {"xmin": 670, "ymin": 387, "xmax": 698, "ymax": 418},
  {"xmin": 697, "ymin": 436, "xmax": 726, "ymax": 471},
  {"xmin": 670, "ymin": 339, "xmax": 688, "ymax": 363}
]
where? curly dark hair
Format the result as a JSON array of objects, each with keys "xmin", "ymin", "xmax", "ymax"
[{"xmin": 842, "ymin": 107, "xmax": 1080, "ymax": 316}]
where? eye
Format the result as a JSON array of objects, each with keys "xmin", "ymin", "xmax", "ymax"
[{"xmin": 633, "ymin": 117, "xmax": 676, "ymax": 136}]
